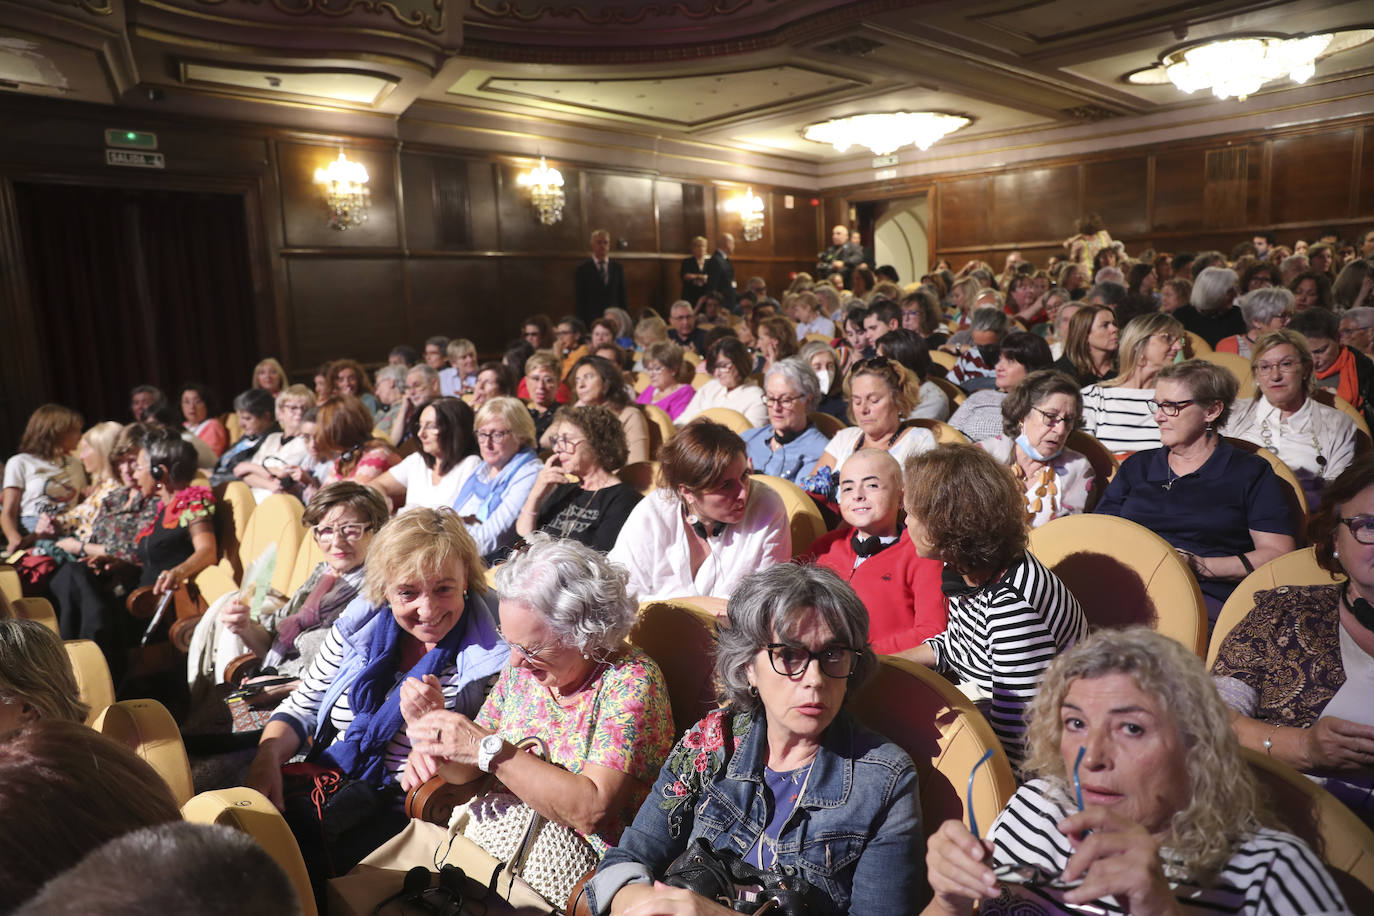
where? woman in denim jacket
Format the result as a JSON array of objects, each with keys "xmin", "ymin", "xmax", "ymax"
[{"xmin": 586, "ymin": 564, "xmax": 924, "ymax": 915}]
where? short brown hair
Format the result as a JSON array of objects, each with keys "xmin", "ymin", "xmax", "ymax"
[
  {"xmin": 313, "ymin": 396, "xmax": 379, "ymax": 460},
  {"xmin": 301, "ymin": 480, "xmax": 389, "ymax": 532},
  {"xmin": 18, "ymin": 404, "xmax": 83, "ymax": 462},
  {"xmin": 843, "ymin": 357, "xmax": 921, "ymax": 421},
  {"xmin": 553, "ymin": 405, "xmax": 628, "ymax": 472},
  {"xmin": 1001, "ymin": 370, "xmax": 1082, "ymax": 438},
  {"xmin": 657, "ymin": 420, "xmax": 746, "ymax": 496},
  {"xmin": 903, "ymin": 443, "xmax": 1027, "ymax": 573},
  {"xmin": 1154, "ymin": 359, "xmax": 1239, "ymax": 429},
  {"xmin": 758, "ymin": 316, "xmax": 800, "ymax": 360},
  {"xmin": 329, "ymin": 358, "xmax": 374, "ymax": 396}
]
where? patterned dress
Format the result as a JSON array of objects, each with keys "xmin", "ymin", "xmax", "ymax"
[{"xmin": 474, "ymin": 646, "xmax": 674, "ymax": 855}]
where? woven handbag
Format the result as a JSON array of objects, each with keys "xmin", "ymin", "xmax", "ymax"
[{"xmin": 447, "ymin": 736, "xmax": 598, "ymax": 909}]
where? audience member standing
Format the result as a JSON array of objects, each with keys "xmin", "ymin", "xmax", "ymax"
[{"xmin": 573, "ymin": 228, "xmax": 626, "ymax": 327}]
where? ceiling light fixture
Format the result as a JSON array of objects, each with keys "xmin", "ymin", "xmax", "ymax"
[
  {"xmin": 516, "ymin": 156, "xmax": 565, "ymax": 225},
  {"xmin": 1162, "ymin": 34, "xmax": 1331, "ymax": 100},
  {"xmin": 725, "ymin": 187, "xmax": 764, "ymax": 242},
  {"xmin": 313, "ymin": 149, "xmax": 369, "ymax": 231},
  {"xmin": 803, "ymin": 111, "xmax": 970, "ymax": 156}
]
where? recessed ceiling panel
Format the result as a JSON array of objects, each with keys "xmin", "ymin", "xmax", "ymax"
[
  {"xmin": 464, "ymin": 66, "xmax": 864, "ymax": 129},
  {"xmin": 181, "ymin": 62, "xmax": 396, "ymax": 106},
  {"xmin": 973, "ymin": 0, "xmax": 1200, "ymax": 44},
  {"xmin": 0, "ymin": 38, "xmax": 67, "ymax": 90}
]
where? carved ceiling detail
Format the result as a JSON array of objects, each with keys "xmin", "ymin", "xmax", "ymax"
[
  {"xmin": 53, "ymin": 0, "xmax": 114, "ymax": 14},
  {"xmin": 190, "ymin": 0, "xmax": 445, "ymax": 34},
  {"xmin": 470, "ymin": 0, "xmax": 765, "ymax": 26}
]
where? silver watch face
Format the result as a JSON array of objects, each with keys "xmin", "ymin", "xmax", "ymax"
[{"xmin": 480, "ymin": 734, "xmax": 503, "ymax": 753}]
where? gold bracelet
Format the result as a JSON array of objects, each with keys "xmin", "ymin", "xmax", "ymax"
[{"xmin": 1263, "ymin": 723, "xmax": 1281, "ymax": 756}]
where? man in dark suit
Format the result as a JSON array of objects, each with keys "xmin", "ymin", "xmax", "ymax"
[
  {"xmin": 816, "ymin": 225, "xmax": 864, "ymax": 289},
  {"xmin": 573, "ymin": 228, "xmax": 626, "ymax": 327},
  {"xmin": 679, "ymin": 235, "xmax": 719, "ymax": 306},
  {"xmin": 709, "ymin": 232, "xmax": 737, "ymax": 313}
]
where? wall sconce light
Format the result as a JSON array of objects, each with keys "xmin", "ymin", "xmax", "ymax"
[
  {"xmin": 516, "ymin": 156, "xmax": 566, "ymax": 225},
  {"xmin": 725, "ymin": 187, "xmax": 765, "ymax": 242},
  {"xmin": 313, "ymin": 149, "xmax": 370, "ymax": 231}
]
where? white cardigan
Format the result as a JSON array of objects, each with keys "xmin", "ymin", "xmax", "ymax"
[
  {"xmin": 608, "ymin": 484, "xmax": 791, "ymax": 602},
  {"xmin": 675, "ymin": 379, "xmax": 768, "ymax": 427}
]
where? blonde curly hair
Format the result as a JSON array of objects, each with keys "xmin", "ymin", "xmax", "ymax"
[{"xmin": 1022, "ymin": 627, "xmax": 1262, "ymax": 880}]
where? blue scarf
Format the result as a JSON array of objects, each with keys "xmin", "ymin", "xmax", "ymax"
[
  {"xmin": 319, "ymin": 605, "xmax": 470, "ymax": 784},
  {"xmin": 453, "ymin": 447, "xmax": 538, "ymax": 522}
]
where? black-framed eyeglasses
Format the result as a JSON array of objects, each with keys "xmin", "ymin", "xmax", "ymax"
[
  {"xmin": 1030, "ymin": 406, "xmax": 1076, "ymax": 429},
  {"xmin": 1341, "ymin": 515, "xmax": 1374, "ymax": 544},
  {"xmin": 765, "ymin": 643, "xmax": 857, "ymax": 679},
  {"xmin": 1146, "ymin": 398, "xmax": 1195, "ymax": 416},
  {"xmin": 763, "ymin": 394, "xmax": 804, "ymax": 409}
]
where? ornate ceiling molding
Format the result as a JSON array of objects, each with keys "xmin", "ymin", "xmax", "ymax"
[
  {"xmin": 188, "ymin": 0, "xmax": 445, "ymax": 34},
  {"xmin": 470, "ymin": 0, "xmax": 762, "ymax": 26},
  {"xmin": 52, "ymin": 0, "xmax": 114, "ymax": 15}
]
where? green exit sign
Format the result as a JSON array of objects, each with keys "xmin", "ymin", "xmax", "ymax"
[{"xmin": 105, "ymin": 129, "xmax": 158, "ymax": 150}]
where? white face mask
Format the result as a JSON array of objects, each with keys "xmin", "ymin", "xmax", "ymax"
[{"xmin": 814, "ymin": 368, "xmax": 832, "ymax": 393}]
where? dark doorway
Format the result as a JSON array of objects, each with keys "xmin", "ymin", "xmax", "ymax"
[{"xmin": 12, "ymin": 183, "xmax": 258, "ymax": 426}]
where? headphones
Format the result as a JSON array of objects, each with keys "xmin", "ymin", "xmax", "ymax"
[
  {"xmin": 372, "ymin": 864, "xmax": 464, "ymax": 916},
  {"xmin": 686, "ymin": 512, "xmax": 726, "ymax": 540},
  {"xmin": 149, "ymin": 463, "xmax": 166, "ymax": 482},
  {"xmin": 1342, "ymin": 587, "xmax": 1374, "ymax": 633}
]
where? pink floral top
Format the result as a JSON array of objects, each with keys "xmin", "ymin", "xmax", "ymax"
[
  {"xmin": 474, "ymin": 646, "xmax": 674, "ymax": 855},
  {"xmin": 324, "ymin": 446, "xmax": 398, "ymax": 487}
]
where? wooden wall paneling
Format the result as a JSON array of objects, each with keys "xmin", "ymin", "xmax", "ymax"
[
  {"xmin": 718, "ymin": 186, "xmax": 768, "ymax": 262},
  {"xmin": 496, "ymin": 161, "xmax": 584, "ymax": 252},
  {"xmin": 935, "ymin": 176, "xmax": 990, "ymax": 250},
  {"xmin": 989, "ymin": 166, "xmax": 1078, "ymax": 246},
  {"xmin": 1243, "ymin": 142, "xmax": 1265, "ymax": 229},
  {"xmin": 770, "ymin": 188, "xmax": 816, "ymax": 262},
  {"xmin": 277, "ymin": 141, "xmax": 399, "ymax": 249},
  {"xmin": 401, "ymin": 151, "xmax": 472, "ymax": 251},
  {"xmin": 675, "ymin": 181, "xmax": 704, "ymax": 253},
  {"xmin": 623, "ymin": 258, "xmax": 668, "ymax": 314},
  {"xmin": 499, "ymin": 256, "xmax": 583, "ymax": 325},
  {"xmin": 1202, "ymin": 146, "xmax": 1248, "ymax": 229},
  {"xmin": 407, "ymin": 258, "xmax": 505, "ymax": 351},
  {"xmin": 584, "ymin": 172, "xmax": 655, "ymax": 251},
  {"xmin": 1151, "ymin": 147, "xmax": 1206, "ymax": 233},
  {"xmin": 1352, "ymin": 126, "xmax": 1367, "ymax": 219},
  {"xmin": 286, "ymin": 258, "xmax": 406, "ymax": 368},
  {"xmin": 469, "ymin": 160, "xmax": 500, "ymax": 252},
  {"xmin": 1083, "ymin": 157, "xmax": 1149, "ymax": 239},
  {"xmin": 1269, "ymin": 129, "xmax": 1356, "ymax": 226}
]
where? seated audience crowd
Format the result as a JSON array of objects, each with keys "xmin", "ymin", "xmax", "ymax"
[{"xmin": 4, "ymin": 222, "xmax": 1373, "ymax": 915}]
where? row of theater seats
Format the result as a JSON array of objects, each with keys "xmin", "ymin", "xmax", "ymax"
[{"xmin": 5, "ymin": 540, "xmax": 1374, "ymax": 908}]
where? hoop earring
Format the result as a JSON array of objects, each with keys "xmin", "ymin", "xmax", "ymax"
[{"xmin": 748, "ymin": 686, "xmax": 759, "ymax": 698}]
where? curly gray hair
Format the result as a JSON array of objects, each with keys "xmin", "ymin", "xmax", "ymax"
[
  {"xmin": 493, "ymin": 533, "xmax": 636, "ymax": 656},
  {"xmin": 715, "ymin": 564, "xmax": 876, "ymax": 710}
]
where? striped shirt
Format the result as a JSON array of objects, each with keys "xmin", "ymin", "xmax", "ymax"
[
  {"xmin": 982, "ymin": 779, "xmax": 1350, "ymax": 915},
  {"xmin": 1080, "ymin": 384, "xmax": 1162, "ymax": 456},
  {"xmin": 273, "ymin": 617, "xmax": 496, "ymax": 782},
  {"xmin": 924, "ymin": 553, "xmax": 1086, "ymax": 767}
]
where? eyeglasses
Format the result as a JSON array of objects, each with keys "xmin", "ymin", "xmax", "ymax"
[
  {"xmin": 476, "ymin": 429, "xmax": 511, "ymax": 445},
  {"xmin": 496, "ymin": 626, "xmax": 549, "ymax": 664},
  {"xmin": 1147, "ymin": 399, "xmax": 1195, "ymax": 416},
  {"xmin": 1255, "ymin": 358, "xmax": 1303, "ymax": 375},
  {"xmin": 764, "ymin": 643, "xmax": 857, "ymax": 680},
  {"xmin": 551, "ymin": 435, "xmax": 584, "ymax": 451},
  {"xmin": 763, "ymin": 394, "xmax": 804, "ymax": 409},
  {"xmin": 1031, "ymin": 406, "xmax": 1076, "ymax": 428},
  {"xmin": 1340, "ymin": 515, "xmax": 1374, "ymax": 544},
  {"xmin": 313, "ymin": 523, "xmax": 368, "ymax": 543},
  {"xmin": 966, "ymin": 746, "xmax": 1086, "ymax": 890},
  {"xmin": 712, "ymin": 363, "xmax": 738, "ymax": 374}
]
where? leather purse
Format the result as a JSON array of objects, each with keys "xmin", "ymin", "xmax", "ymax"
[{"xmin": 662, "ymin": 837, "xmax": 811, "ymax": 915}]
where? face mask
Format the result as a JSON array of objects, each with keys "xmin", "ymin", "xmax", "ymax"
[
  {"xmin": 1016, "ymin": 432, "xmax": 1062, "ymax": 462},
  {"xmin": 814, "ymin": 368, "xmax": 832, "ymax": 392}
]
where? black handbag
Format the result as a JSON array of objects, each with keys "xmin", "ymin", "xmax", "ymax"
[{"xmin": 663, "ymin": 838, "xmax": 811, "ymax": 915}]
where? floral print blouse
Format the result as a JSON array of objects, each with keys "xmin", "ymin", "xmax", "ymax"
[
  {"xmin": 474, "ymin": 646, "xmax": 674, "ymax": 856},
  {"xmin": 86, "ymin": 486, "xmax": 159, "ymax": 563}
]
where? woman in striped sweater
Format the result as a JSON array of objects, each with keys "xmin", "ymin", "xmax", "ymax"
[
  {"xmin": 924, "ymin": 628, "xmax": 1348, "ymax": 916},
  {"xmin": 902, "ymin": 443, "xmax": 1087, "ymax": 767},
  {"xmin": 1080, "ymin": 312, "xmax": 1185, "ymax": 457}
]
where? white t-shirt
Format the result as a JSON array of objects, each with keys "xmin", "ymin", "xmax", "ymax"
[
  {"xmin": 676, "ymin": 380, "xmax": 768, "ymax": 427},
  {"xmin": 389, "ymin": 450, "xmax": 470, "ymax": 511},
  {"xmin": 822, "ymin": 425, "xmax": 935, "ymax": 468},
  {"xmin": 2, "ymin": 453, "xmax": 87, "ymax": 519}
]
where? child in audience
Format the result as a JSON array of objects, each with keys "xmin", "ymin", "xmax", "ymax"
[{"xmin": 806, "ymin": 449, "xmax": 946, "ymax": 655}]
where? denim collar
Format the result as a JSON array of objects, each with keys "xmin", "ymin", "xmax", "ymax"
[{"xmin": 724, "ymin": 705, "xmax": 857, "ymax": 809}]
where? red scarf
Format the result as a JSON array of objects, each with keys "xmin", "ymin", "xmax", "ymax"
[{"xmin": 1314, "ymin": 346, "xmax": 1362, "ymax": 409}]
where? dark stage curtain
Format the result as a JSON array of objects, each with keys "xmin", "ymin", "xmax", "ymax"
[{"xmin": 12, "ymin": 183, "xmax": 258, "ymax": 425}]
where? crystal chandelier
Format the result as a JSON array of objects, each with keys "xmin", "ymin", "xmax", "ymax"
[
  {"xmin": 1164, "ymin": 34, "xmax": 1331, "ymax": 101},
  {"xmin": 803, "ymin": 112, "xmax": 971, "ymax": 156},
  {"xmin": 313, "ymin": 150, "xmax": 369, "ymax": 231},
  {"xmin": 516, "ymin": 157, "xmax": 565, "ymax": 225},
  {"xmin": 725, "ymin": 188, "xmax": 765, "ymax": 242}
]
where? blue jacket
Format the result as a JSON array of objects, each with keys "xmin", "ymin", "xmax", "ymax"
[
  {"xmin": 741, "ymin": 424, "xmax": 830, "ymax": 484},
  {"xmin": 587, "ymin": 706, "xmax": 924, "ymax": 915}
]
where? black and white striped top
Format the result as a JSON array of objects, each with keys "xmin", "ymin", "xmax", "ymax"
[
  {"xmin": 925, "ymin": 552, "xmax": 1086, "ymax": 767},
  {"xmin": 981, "ymin": 779, "xmax": 1350, "ymax": 915},
  {"xmin": 1080, "ymin": 384, "xmax": 1162, "ymax": 455}
]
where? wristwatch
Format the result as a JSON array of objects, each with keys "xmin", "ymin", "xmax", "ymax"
[{"xmin": 476, "ymin": 734, "xmax": 505, "ymax": 773}]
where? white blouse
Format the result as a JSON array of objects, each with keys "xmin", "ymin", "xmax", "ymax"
[
  {"xmin": 821, "ymin": 425, "xmax": 935, "ymax": 468},
  {"xmin": 675, "ymin": 379, "xmax": 768, "ymax": 428},
  {"xmin": 1224, "ymin": 397, "xmax": 1358, "ymax": 504}
]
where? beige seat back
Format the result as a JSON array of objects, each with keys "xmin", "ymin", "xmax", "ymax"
[
  {"xmin": 287, "ymin": 526, "xmax": 328, "ymax": 597},
  {"xmin": 748, "ymin": 474, "xmax": 827, "ymax": 557},
  {"xmin": 1207, "ymin": 546, "xmax": 1341, "ymax": 667},
  {"xmin": 238, "ymin": 494, "xmax": 307, "ymax": 596},
  {"xmin": 631, "ymin": 601, "xmax": 721, "ymax": 734},
  {"xmin": 12, "ymin": 595, "xmax": 59, "ymax": 634},
  {"xmin": 850, "ymin": 656, "xmax": 1017, "ymax": 839},
  {"xmin": 1243, "ymin": 748, "xmax": 1374, "ymax": 910},
  {"xmin": 640, "ymin": 403, "xmax": 676, "ymax": 459},
  {"xmin": 64, "ymin": 639, "xmax": 115, "ymax": 725},
  {"xmin": 619, "ymin": 460, "xmax": 659, "ymax": 496},
  {"xmin": 907, "ymin": 417, "xmax": 970, "ymax": 445},
  {"xmin": 1065, "ymin": 429, "xmax": 1118, "ymax": 510},
  {"xmin": 1184, "ymin": 330, "xmax": 1213, "ymax": 354},
  {"xmin": 928, "ymin": 375, "xmax": 967, "ymax": 408},
  {"xmin": 93, "ymin": 698, "xmax": 195, "ymax": 806},
  {"xmin": 1029, "ymin": 514, "xmax": 1207, "ymax": 657},
  {"xmin": 182, "ymin": 788, "xmax": 319, "ymax": 916},
  {"xmin": 929, "ymin": 349, "xmax": 957, "ymax": 373},
  {"xmin": 807, "ymin": 411, "xmax": 847, "ymax": 439},
  {"xmin": 1198, "ymin": 350, "xmax": 1255, "ymax": 395},
  {"xmin": 694, "ymin": 407, "xmax": 753, "ymax": 434},
  {"xmin": 212, "ymin": 479, "xmax": 257, "ymax": 584},
  {"xmin": 0, "ymin": 563, "xmax": 21, "ymax": 602}
]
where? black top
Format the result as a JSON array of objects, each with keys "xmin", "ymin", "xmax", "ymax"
[
  {"xmin": 534, "ymin": 482, "xmax": 642, "ymax": 552},
  {"xmin": 679, "ymin": 255, "xmax": 721, "ymax": 307},
  {"xmin": 1052, "ymin": 353, "xmax": 1115, "ymax": 387},
  {"xmin": 668, "ymin": 327, "xmax": 709, "ymax": 356},
  {"xmin": 1173, "ymin": 303, "xmax": 1246, "ymax": 348},
  {"xmin": 136, "ymin": 504, "xmax": 197, "ymax": 588},
  {"xmin": 709, "ymin": 249, "xmax": 737, "ymax": 312},
  {"xmin": 573, "ymin": 257, "xmax": 627, "ymax": 327}
]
